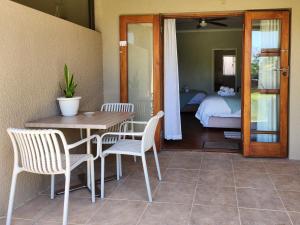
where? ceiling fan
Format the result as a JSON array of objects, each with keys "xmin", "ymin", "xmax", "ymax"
[{"xmin": 196, "ymin": 17, "xmax": 228, "ymax": 28}]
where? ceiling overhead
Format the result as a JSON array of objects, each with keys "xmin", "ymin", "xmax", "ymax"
[{"xmin": 176, "ymin": 16, "xmax": 244, "ymax": 31}]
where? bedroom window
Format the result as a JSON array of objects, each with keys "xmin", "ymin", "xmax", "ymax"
[{"xmin": 223, "ymin": 55, "xmax": 236, "ymax": 76}]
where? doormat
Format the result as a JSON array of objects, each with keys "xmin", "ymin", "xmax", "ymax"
[
  {"xmin": 224, "ymin": 131, "xmax": 241, "ymax": 140},
  {"xmin": 203, "ymin": 141, "xmax": 240, "ymax": 150}
]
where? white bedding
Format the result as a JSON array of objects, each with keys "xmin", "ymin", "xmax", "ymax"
[{"xmin": 195, "ymin": 95, "xmax": 241, "ymax": 127}]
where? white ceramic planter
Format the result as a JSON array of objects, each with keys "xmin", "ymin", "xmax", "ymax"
[{"xmin": 57, "ymin": 96, "xmax": 81, "ymax": 116}]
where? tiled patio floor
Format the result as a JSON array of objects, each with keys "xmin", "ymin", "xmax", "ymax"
[{"xmin": 2, "ymin": 151, "xmax": 300, "ymax": 225}]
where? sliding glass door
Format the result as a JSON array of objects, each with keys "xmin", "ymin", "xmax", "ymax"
[
  {"xmin": 119, "ymin": 15, "xmax": 163, "ymax": 148},
  {"xmin": 243, "ymin": 11, "xmax": 290, "ymax": 157}
]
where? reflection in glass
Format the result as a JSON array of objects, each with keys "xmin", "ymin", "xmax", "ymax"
[
  {"xmin": 250, "ymin": 19, "xmax": 281, "ymax": 143},
  {"xmin": 128, "ymin": 23, "xmax": 153, "ymax": 123},
  {"xmin": 251, "ymin": 19, "xmax": 281, "ymax": 90},
  {"xmin": 251, "ymin": 134, "xmax": 279, "ymax": 143}
]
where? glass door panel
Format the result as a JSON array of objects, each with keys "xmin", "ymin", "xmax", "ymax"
[
  {"xmin": 250, "ymin": 19, "xmax": 281, "ymax": 143},
  {"xmin": 128, "ymin": 23, "xmax": 153, "ymax": 122},
  {"xmin": 243, "ymin": 11, "xmax": 289, "ymax": 157},
  {"xmin": 119, "ymin": 15, "xmax": 162, "ymax": 148}
]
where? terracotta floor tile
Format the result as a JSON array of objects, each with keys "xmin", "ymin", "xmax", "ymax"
[{"xmin": 239, "ymin": 208, "xmax": 292, "ymax": 225}]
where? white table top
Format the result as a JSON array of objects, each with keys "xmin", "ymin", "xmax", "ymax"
[{"xmin": 25, "ymin": 111, "xmax": 134, "ymax": 130}]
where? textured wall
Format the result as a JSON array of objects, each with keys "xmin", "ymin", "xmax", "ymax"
[
  {"xmin": 94, "ymin": 0, "xmax": 300, "ymax": 160},
  {"xmin": 11, "ymin": 0, "xmax": 90, "ymax": 28},
  {"xmin": 177, "ymin": 30, "xmax": 243, "ymax": 93},
  {"xmin": 0, "ymin": 0, "xmax": 102, "ymax": 216}
]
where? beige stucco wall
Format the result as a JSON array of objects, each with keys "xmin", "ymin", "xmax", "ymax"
[
  {"xmin": 0, "ymin": 1, "xmax": 102, "ymax": 216},
  {"xmin": 94, "ymin": 0, "xmax": 300, "ymax": 160}
]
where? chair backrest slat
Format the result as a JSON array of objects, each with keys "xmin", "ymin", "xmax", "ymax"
[
  {"xmin": 51, "ymin": 133, "xmax": 63, "ymax": 172},
  {"xmin": 36, "ymin": 133, "xmax": 48, "ymax": 173},
  {"xmin": 101, "ymin": 103, "xmax": 135, "ymax": 142},
  {"xmin": 45, "ymin": 133, "xmax": 57, "ymax": 173},
  {"xmin": 101, "ymin": 103, "xmax": 134, "ymax": 113},
  {"xmin": 41, "ymin": 134, "xmax": 52, "ymax": 173},
  {"xmin": 7, "ymin": 129, "xmax": 67, "ymax": 174},
  {"xmin": 30, "ymin": 134, "xmax": 42, "ymax": 173},
  {"xmin": 26, "ymin": 134, "xmax": 38, "ymax": 172},
  {"xmin": 23, "ymin": 134, "xmax": 35, "ymax": 171},
  {"xmin": 15, "ymin": 133, "xmax": 29, "ymax": 170},
  {"xmin": 142, "ymin": 111, "xmax": 164, "ymax": 152}
]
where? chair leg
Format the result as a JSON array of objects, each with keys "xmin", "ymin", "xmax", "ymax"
[
  {"xmin": 62, "ymin": 172, "xmax": 70, "ymax": 225},
  {"xmin": 50, "ymin": 175, "xmax": 55, "ymax": 199},
  {"xmin": 87, "ymin": 160, "xmax": 91, "ymax": 189},
  {"xmin": 90, "ymin": 159, "xmax": 95, "ymax": 203},
  {"xmin": 116, "ymin": 155, "xmax": 120, "ymax": 181},
  {"xmin": 119, "ymin": 155, "xmax": 122, "ymax": 177},
  {"xmin": 6, "ymin": 171, "xmax": 18, "ymax": 225},
  {"xmin": 101, "ymin": 156, "xmax": 105, "ymax": 199},
  {"xmin": 141, "ymin": 155, "xmax": 152, "ymax": 202},
  {"xmin": 153, "ymin": 144, "xmax": 162, "ymax": 181}
]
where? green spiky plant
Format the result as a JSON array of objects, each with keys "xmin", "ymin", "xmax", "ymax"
[{"xmin": 61, "ymin": 64, "xmax": 77, "ymax": 98}]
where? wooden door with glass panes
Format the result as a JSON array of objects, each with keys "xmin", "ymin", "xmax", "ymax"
[{"xmin": 242, "ymin": 11, "xmax": 290, "ymax": 157}]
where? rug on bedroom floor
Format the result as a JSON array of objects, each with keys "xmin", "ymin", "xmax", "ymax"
[
  {"xmin": 203, "ymin": 141, "xmax": 240, "ymax": 150},
  {"xmin": 224, "ymin": 131, "xmax": 241, "ymax": 139}
]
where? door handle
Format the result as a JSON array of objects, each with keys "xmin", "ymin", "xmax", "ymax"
[{"xmin": 274, "ymin": 68, "xmax": 289, "ymax": 77}]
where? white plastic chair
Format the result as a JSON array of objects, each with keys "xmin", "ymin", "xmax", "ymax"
[
  {"xmin": 99, "ymin": 103, "xmax": 135, "ymax": 144},
  {"xmin": 6, "ymin": 128, "xmax": 100, "ymax": 225},
  {"xmin": 99, "ymin": 111, "xmax": 164, "ymax": 202},
  {"xmin": 95, "ymin": 103, "xmax": 136, "ymax": 179}
]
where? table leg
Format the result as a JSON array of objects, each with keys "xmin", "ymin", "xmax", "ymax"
[
  {"xmin": 56, "ymin": 173, "xmax": 116, "ymax": 197},
  {"xmin": 55, "ymin": 128, "xmax": 117, "ymax": 197}
]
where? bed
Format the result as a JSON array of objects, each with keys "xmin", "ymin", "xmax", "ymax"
[
  {"xmin": 195, "ymin": 94, "xmax": 241, "ymax": 128},
  {"xmin": 180, "ymin": 90, "xmax": 206, "ymax": 112}
]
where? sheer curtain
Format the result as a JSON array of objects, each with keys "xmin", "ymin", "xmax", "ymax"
[
  {"xmin": 164, "ymin": 19, "xmax": 182, "ymax": 140},
  {"xmin": 256, "ymin": 19, "xmax": 280, "ymax": 142}
]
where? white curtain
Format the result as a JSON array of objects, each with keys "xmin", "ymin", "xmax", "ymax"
[
  {"xmin": 256, "ymin": 19, "xmax": 280, "ymax": 142},
  {"xmin": 164, "ymin": 19, "xmax": 182, "ymax": 140}
]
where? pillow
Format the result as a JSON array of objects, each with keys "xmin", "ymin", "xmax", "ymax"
[{"xmin": 188, "ymin": 92, "xmax": 207, "ymax": 104}]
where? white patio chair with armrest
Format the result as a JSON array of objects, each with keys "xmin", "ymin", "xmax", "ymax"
[
  {"xmin": 93, "ymin": 103, "xmax": 136, "ymax": 179},
  {"xmin": 99, "ymin": 111, "xmax": 164, "ymax": 202},
  {"xmin": 6, "ymin": 128, "xmax": 100, "ymax": 225}
]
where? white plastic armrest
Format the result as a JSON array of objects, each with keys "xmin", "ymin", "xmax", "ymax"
[
  {"xmin": 67, "ymin": 134, "xmax": 101, "ymax": 150},
  {"xmin": 120, "ymin": 120, "xmax": 148, "ymax": 132},
  {"xmin": 100, "ymin": 132, "xmax": 143, "ymax": 139},
  {"xmin": 121, "ymin": 121, "xmax": 148, "ymax": 125}
]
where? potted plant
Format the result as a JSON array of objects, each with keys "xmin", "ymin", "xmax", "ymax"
[{"xmin": 57, "ymin": 64, "xmax": 81, "ymax": 116}]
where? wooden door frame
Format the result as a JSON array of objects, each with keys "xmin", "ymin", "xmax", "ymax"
[
  {"xmin": 242, "ymin": 10, "xmax": 290, "ymax": 157},
  {"xmin": 119, "ymin": 15, "xmax": 163, "ymax": 149},
  {"xmin": 119, "ymin": 10, "xmax": 290, "ymax": 156}
]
